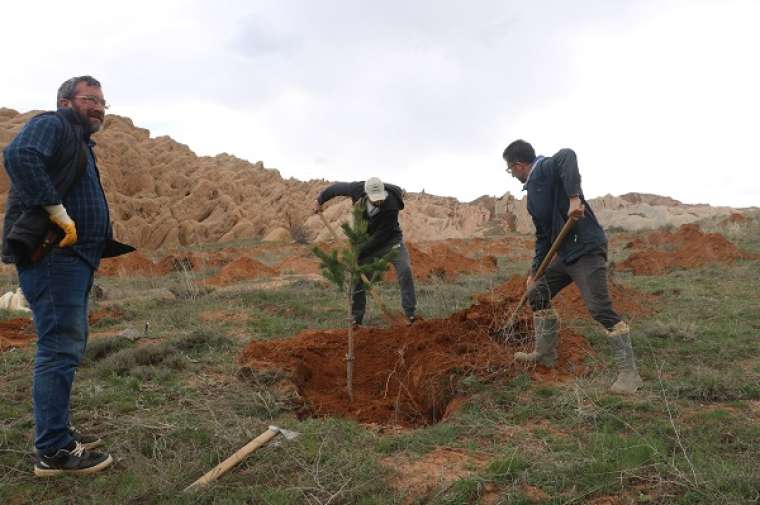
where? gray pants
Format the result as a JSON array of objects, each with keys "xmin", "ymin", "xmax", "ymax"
[
  {"xmin": 352, "ymin": 242, "xmax": 416, "ymax": 324},
  {"xmin": 527, "ymin": 251, "xmax": 621, "ymax": 330}
]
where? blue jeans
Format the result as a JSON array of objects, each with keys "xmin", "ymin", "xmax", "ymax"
[{"xmin": 17, "ymin": 251, "xmax": 94, "ymax": 456}]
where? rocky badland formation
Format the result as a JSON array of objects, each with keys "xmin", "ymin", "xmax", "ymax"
[{"xmin": 0, "ymin": 108, "xmax": 745, "ymax": 250}]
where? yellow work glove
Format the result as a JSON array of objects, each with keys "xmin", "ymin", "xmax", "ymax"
[{"xmin": 44, "ymin": 204, "xmax": 78, "ymax": 247}]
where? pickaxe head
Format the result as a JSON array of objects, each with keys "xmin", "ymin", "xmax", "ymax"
[{"xmin": 269, "ymin": 425, "xmax": 300, "ymax": 440}]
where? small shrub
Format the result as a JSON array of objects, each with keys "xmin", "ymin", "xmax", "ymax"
[
  {"xmin": 83, "ymin": 336, "xmax": 134, "ymax": 364},
  {"xmin": 486, "ymin": 452, "xmax": 530, "ymax": 483},
  {"xmin": 95, "ymin": 343, "xmax": 176, "ymax": 376},
  {"xmin": 287, "ymin": 212, "xmax": 310, "ymax": 244},
  {"xmin": 172, "ymin": 328, "xmax": 233, "ymax": 353},
  {"xmin": 668, "ymin": 368, "xmax": 760, "ymax": 402},
  {"xmin": 640, "ymin": 319, "xmax": 699, "ymax": 342}
]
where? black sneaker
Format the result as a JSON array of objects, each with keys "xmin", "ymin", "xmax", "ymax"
[
  {"xmin": 69, "ymin": 424, "xmax": 103, "ymax": 450},
  {"xmin": 34, "ymin": 441, "xmax": 113, "ymax": 477},
  {"xmin": 407, "ymin": 315, "xmax": 417, "ymax": 326}
]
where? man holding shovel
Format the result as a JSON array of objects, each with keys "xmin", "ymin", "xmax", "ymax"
[
  {"xmin": 502, "ymin": 140, "xmax": 643, "ymax": 394},
  {"xmin": 314, "ymin": 178, "xmax": 417, "ymax": 326}
]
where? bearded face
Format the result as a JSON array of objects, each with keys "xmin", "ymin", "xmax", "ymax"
[{"xmin": 62, "ymin": 82, "xmax": 106, "ymax": 134}]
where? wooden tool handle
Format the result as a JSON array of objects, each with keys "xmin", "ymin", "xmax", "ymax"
[
  {"xmin": 501, "ymin": 216, "xmax": 579, "ymax": 333},
  {"xmin": 532, "ymin": 216, "xmax": 578, "ymax": 280},
  {"xmin": 184, "ymin": 428, "xmax": 279, "ymax": 492}
]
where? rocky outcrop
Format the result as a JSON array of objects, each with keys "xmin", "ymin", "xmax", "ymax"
[{"xmin": 0, "ymin": 108, "xmax": 748, "ymax": 250}]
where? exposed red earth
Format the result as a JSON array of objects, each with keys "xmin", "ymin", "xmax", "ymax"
[
  {"xmin": 97, "ymin": 238, "xmax": 520, "ymax": 284},
  {"xmin": 620, "ymin": 224, "xmax": 755, "ymax": 275},
  {"xmin": 238, "ymin": 275, "xmax": 656, "ymax": 427},
  {"xmin": 0, "ymin": 317, "xmax": 35, "ymax": 351},
  {"xmin": 205, "ymin": 257, "xmax": 277, "ymax": 286}
]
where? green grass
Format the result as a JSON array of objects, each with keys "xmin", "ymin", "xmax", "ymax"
[{"xmin": 1, "ymin": 233, "xmax": 759, "ymax": 504}]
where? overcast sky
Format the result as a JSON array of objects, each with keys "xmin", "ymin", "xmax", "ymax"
[{"xmin": 3, "ymin": 0, "xmax": 758, "ymax": 207}]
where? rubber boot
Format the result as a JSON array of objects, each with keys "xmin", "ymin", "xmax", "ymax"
[
  {"xmin": 514, "ymin": 309, "xmax": 559, "ymax": 367},
  {"xmin": 607, "ymin": 321, "xmax": 644, "ymax": 394}
]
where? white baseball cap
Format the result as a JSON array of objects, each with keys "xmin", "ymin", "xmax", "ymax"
[{"xmin": 364, "ymin": 177, "xmax": 388, "ymax": 202}]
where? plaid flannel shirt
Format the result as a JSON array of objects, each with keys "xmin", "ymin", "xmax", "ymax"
[{"xmin": 3, "ymin": 113, "xmax": 111, "ymax": 269}]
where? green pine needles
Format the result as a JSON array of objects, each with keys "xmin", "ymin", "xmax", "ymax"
[
  {"xmin": 313, "ymin": 205, "xmax": 395, "ymax": 295},
  {"xmin": 312, "ymin": 203, "xmax": 396, "ymax": 400}
]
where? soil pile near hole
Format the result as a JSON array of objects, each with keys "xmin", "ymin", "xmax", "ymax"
[
  {"xmin": 205, "ymin": 257, "xmax": 276, "ymax": 286},
  {"xmin": 239, "ymin": 276, "xmax": 597, "ymax": 427},
  {"xmin": 0, "ymin": 317, "xmax": 35, "ymax": 351},
  {"xmin": 620, "ymin": 224, "xmax": 756, "ymax": 276},
  {"xmin": 386, "ymin": 243, "xmax": 498, "ymax": 282}
]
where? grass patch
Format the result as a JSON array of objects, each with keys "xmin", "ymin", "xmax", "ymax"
[{"xmin": 1, "ymin": 240, "xmax": 758, "ymax": 504}]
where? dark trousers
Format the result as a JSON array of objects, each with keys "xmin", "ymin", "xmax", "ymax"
[
  {"xmin": 527, "ymin": 251, "xmax": 621, "ymax": 330},
  {"xmin": 17, "ymin": 251, "xmax": 94, "ymax": 456},
  {"xmin": 352, "ymin": 242, "xmax": 416, "ymax": 323}
]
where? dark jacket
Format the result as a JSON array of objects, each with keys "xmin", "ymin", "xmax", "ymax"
[
  {"xmin": 2, "ymin": 109, "xmax": 133, "ymax": 266},
  {"xmin": 317, "ymin": 181, "xmax": 405, "ymax": 260},
  {"xmin": 525, "ymin": 149, "xmax": 607, "ymax": 273}
]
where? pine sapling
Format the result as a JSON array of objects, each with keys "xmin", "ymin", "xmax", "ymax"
[{"xmin": 313, "ymin": 205, "xmax": 395, "ymax": 401}]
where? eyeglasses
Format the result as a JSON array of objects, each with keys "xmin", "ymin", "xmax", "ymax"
[
  {"xmin": 505, "ymin": 161, "xmax": 517, "ymax": 174},
  {"xmin": 71, "ymin": 95, "xmax": 109, "ymax": 109}
]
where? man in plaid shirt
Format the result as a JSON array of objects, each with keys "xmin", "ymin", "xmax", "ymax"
[{"xmin": 2, "ymin": 76, "xmax": 119, "ymax": 476}]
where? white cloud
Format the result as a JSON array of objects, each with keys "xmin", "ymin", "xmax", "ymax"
[{"xmin": 1, "ymin": 0, "xmax": 757, "ymax": 207}]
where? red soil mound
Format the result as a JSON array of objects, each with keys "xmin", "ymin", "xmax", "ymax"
[
  {"xmin": 100, "ymin": 248, "xmax": 247, "ymax": 278},
  {"xmin": 156, "ymin": 251, "xmax": 233, "ymax": 273},
  {"xmin": 620, "ymin": 224, "xmax": 755, "ymax": 275},
  {"xmin": 205, "ymin": 257, "xmax": 276, "ymax": 286},
  {"xmin": 99, "ymin": 251, "xmax": 162, "ymax": 277},
  {"xmin": 0, "ymin": 317, "xmax": 35, "ymax": 351},
  {"xmin": 276, "ymin": 255, "xmax": 321, "ymax": 275},
  {"xmin": 386, "ymin": 243, "xmax": 498, "ymax": 282},
  {"xmin": 239, "ymin": 278, "xmax": 597, "ymax": 427}
]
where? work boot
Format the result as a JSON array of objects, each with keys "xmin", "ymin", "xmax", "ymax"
[
  {"xmin": 514, "ymin": 309, "xmax": 559, "ymax": 367},
  {"xmin": 607, "ymin": 321, "xmax": 644, "ymax": 394}
]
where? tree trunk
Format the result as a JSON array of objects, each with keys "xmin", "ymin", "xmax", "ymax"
[{"xmin": 346, "ymin": 277, "xmax": 355, "ymax": 402}]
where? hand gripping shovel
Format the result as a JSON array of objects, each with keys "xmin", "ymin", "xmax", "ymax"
[
  {"xmin": 496, "ymin": 216, "xmax": 578, "ymax": 342},
  {"xmin": 316, "ymin": 212, "xmax": 407, "ymax": 325},
  {"xmin": 183, "ymin": 425, "xmax": 300, "ymax": 492}
]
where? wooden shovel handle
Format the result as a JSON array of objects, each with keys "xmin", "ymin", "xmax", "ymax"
[
  {"xmin": 184, "ymin": 428, "xmax": 279, "ymax": 492},
  {"xmin": 533, "ymin": 215, "xmax": 579, "ymax": 280},
  {"xmin": 503, "ymin": 216, "xmax": 579, "ymax": 331}
]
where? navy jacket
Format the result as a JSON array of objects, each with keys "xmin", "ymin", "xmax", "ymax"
[
  {"xmin": 317, "ymin": 181, "xmax": 405, "ymax": 260},
  {"xmin": 2, "ymin": 109, "xmax": 133, "ymax": 268},
  {"xmin": 525, "ymin": 149, "xmax": 607, "ymax": 273}
]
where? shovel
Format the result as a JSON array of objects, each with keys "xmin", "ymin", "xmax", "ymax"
[
  {"xmin": 316, "ymin": 212, "xmax": 407, "ymax": 325},
  {"xmin": 183, "ymin": 425, "xmax": 300, "ymax": 492},
  {"xmin": 497, "ymin": 215, "xmax": 578, "ymax": 341}
]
